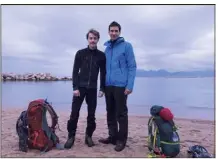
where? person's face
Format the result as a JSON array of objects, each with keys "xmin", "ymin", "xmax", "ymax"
[
  {"xmin": 109, "ymin": 26, "xmax": 120, "ymax": 41},
  {"xmin": 88, "ymin": 33, "xmax": 99, "ymax": 48}
]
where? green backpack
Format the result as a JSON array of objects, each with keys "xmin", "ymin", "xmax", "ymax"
[{"xmin": 147, "ymin": 105, "xmax": 180, "ymax": 158}]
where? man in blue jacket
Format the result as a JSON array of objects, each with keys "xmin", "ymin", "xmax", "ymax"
[{"xmin": 99, "ymin": 21, "xmax": 137, "ymax": 151}]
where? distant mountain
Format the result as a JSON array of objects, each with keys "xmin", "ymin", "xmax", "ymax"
[{"xmin": 136, "ymin": 69, "xmax": 215, "ymax": 77}]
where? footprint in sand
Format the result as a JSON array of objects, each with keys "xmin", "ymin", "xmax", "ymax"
[{"xmin": 190, "ymin": 129, "xmax": 201, "ymax": 133}]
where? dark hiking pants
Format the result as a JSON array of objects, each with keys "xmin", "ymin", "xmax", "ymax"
[
  {"xmin": 67, "ymin": 87, "xmax": 97, "ymax": 137},
  {"xmin": 105, "ymin": 86, "xmax": 128, "ymax": 144}
]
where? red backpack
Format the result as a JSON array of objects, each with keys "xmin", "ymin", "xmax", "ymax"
[{"xmin": 16, "ymin": 99, "xmax": 61, "ymax": 152}]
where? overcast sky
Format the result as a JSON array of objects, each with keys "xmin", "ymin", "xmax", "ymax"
[{"xmin": 2, "ymin": 5, "xmax": 215, "ymax": 76}]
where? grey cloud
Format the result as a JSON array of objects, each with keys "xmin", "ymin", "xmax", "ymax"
[
  {"xmin": 2, "ymin": 5, "xmax": 215, "ymax": 75},
  {"xmin": 133, "ymin": 5, "xmax": 214, "ymax": 48},
  {"xmin": 2, "ymin": 56, "xmax": 56, "ymax": 74},
  {"xmin": 3, "ymin": 56, "xmax": 56, "ymax": 66}
]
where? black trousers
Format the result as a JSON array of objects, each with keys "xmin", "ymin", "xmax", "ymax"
[
  {"xmin": 67, "ymin": 87, "xmax": 97, "ymax": 137},
  {"xmin": 105, "ymin": 86, "xmax": 128, "ymax": 144}
]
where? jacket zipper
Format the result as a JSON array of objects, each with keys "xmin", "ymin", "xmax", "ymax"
[
  {"xmin": 88, "ymin": 55, "xmax": 93, "ymax": 87},
  {"xmin": 119, "ymin": 61, "xmax": 123, "ymax": 74},
  {"xmin": 109, "ymin": 47, "xmax": 113, "ymax": 84}
]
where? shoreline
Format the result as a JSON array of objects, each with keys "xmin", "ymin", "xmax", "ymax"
[
  {"xmin": 1, "ymin": 73, "xmax": 215, "ymax": 82},
  {"xmin": 1, "ymin": 77, "xmax": 215, "ymax": 82},
  {"xmin": 2, "ymin": 107, "xmax": 215, "ymax": 122},
  {"xmin": 1, "ymin": 108, "xmax": 215, "ymax": 157}
]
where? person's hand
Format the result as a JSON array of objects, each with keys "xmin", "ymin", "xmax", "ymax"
[
  {"xmin": 124, "ymin": 89, "xmax": 132, "ymax": 95},
  {"xmin": 73, "ymin": 90, "xmax": 80, "ymax": 97},
  {"xmin": 98, "ymin": 91, "xmax": 104, "ymax": 98}
]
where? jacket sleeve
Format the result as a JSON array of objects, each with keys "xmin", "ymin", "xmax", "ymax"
[
  {"xmin": 99, "ymin": 54, "xmax": 106, "ymax": 92},
  {"xmin": 72, "ymin": 51, "xmax": 81, "ymax": 90},
  {"xmin": 125, "ymin": 43, "xmax": 137, "ymax": 91}
]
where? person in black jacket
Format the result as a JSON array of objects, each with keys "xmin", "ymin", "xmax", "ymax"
[{"xmin": 64, "ymin": 29, "xmax": 106, "ymax": 149}]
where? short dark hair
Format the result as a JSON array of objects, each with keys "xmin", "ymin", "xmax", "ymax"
[
  {"xmin": 108, "ymin": 21, "xmax": 121, "ymax": 32},
  {"xmin": 86, "ymin": 29, "xmax": 100, "ymax": 39}
]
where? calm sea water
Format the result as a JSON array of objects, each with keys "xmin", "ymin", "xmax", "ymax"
[{"xmin": 1, "ymin": 77, "xmax": 215, "ymax": 120}]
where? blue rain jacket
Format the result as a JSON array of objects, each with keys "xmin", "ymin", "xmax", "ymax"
[{"xmin": 104, "ymin": 37, "xmax": 137, "ymax": 91}]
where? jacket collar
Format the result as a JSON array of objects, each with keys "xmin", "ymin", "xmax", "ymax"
[
  {"xmin": 87, "ymin": 45, "xmax": 97, "ymax": 51},
  {"xmin": 86, "ymin": 46, "xmax": 98, "ymax": 55},
  {"xmin": 104, "ymin": 37, "xmax": 125, "ymax": 47}
]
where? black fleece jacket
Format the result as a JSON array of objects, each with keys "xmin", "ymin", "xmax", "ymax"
[{"xmin": 72, "ymin": 47, "xmax": 106, "ymax": 92}]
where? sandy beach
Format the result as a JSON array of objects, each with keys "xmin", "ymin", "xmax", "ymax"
[{"xmin": 1, "ymin": 107, "xmax": 215, "ymax": 158}]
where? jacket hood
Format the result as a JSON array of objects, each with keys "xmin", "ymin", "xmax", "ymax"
[{"xmin": 104, "ymin": 37, "xmax": 125, "ymax": 47}]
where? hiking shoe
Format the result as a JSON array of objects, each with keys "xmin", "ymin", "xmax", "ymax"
[
  {"xmin": 114, "ymin": 141, "xmax": 125, "ymax": 152},
  {"xmin": 85, "ymin": 135, "xmax": 94, "ymax": 147},
  {"xmin": 64, "ymin": 136, "xmax": 75, "ymax": 149},
  {"xmin": 98, "ymin": 137, "xmax": 116, "ymax": 145}
]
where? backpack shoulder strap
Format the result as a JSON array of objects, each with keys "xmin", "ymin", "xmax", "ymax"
[
  {"xmin": 16, "ymin": 110, "xmax": 28, "ymax": 152},
  {"xmin": 43, "ymin": 100, "xmax": 60, "ymax": 131},
  {"xmin": 16, "ymin": 111, "xmax": 28, "ymax": 135},
  {"xmin": 147, "ymin": 116, "xmax": 164, "ymax": 157},
  {"xmin": 168, "ymin": 120, "xmax": 178, "ymax": 131}
]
